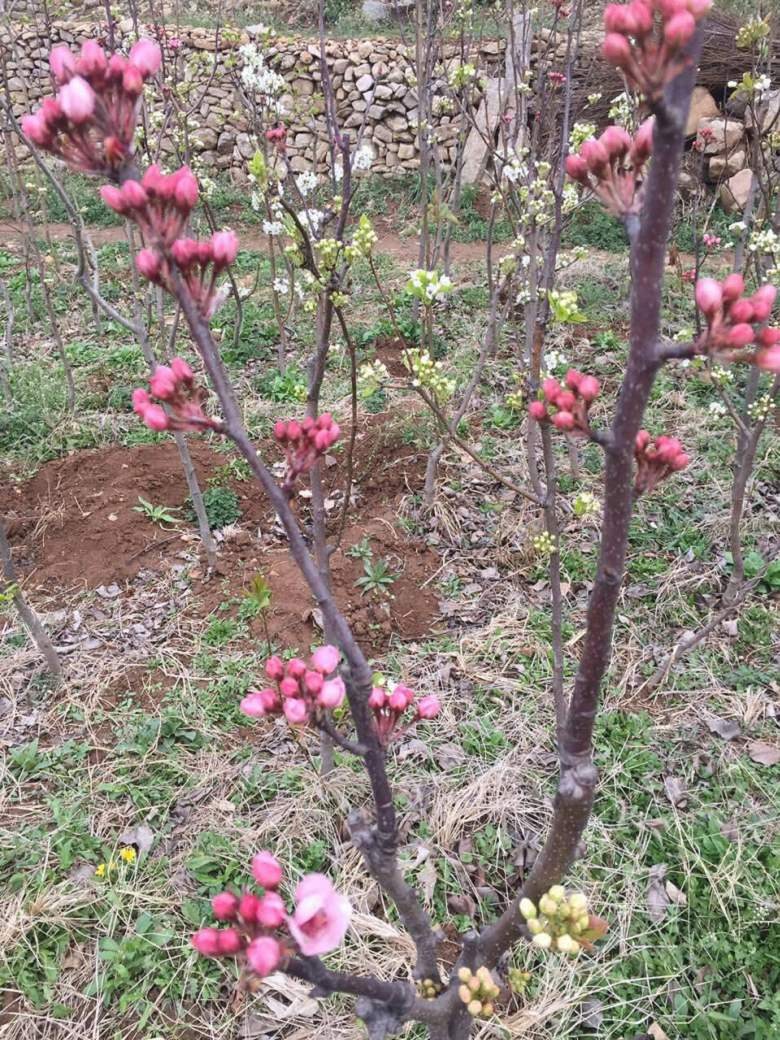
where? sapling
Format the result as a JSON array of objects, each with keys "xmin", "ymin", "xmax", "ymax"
[{"xmin": 19, "ymin": 4, "xmax": 780, "ymax": 1037}]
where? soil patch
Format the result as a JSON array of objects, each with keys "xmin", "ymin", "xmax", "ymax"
[{"xmin": 3, "ymin": 415, "xmax": 442, "ymax": 653}]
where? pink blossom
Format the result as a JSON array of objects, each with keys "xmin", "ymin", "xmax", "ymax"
[
  {"xmin": 553, "ymin": 411, "xmax": 575, "ymax": 430},
  {"xmin": 287, "ymin": 658, "xmax": 307, "ymax": 679},
  {"xmin": 50, "ymin": 44, "xmax": 75, "ymax": 83},
  {"xmin": 280, "ymin": 677, "xmax": 299, "ymax": 698},
  {"xmin": 528, "ymin": 400, "xmax": 548, "ymax": 421},
  {"xmin": 170, "ymin": 357, "xmax": 194, "ymax": 383},
  {"xmin": 728, "ymin": 298, "xmax": 754, "ymax": 324},
  {"xmin": 121, "ymin": 180, "xmax": 148, "ymax": 209},
  {"xmin": 288, "ymin": 874, "xmax": 351, "ymax": 956},
  {"xmin": 722, "ymin": 273, "xmax": 744, "ymax": 301},
  {"xmin": 129, "ymin": 38, "xmax": 162, "ymax": 76},
  {"xmin": 318, "ymin": 677, "xmax": 346, "ymax": 709},
  {"xmin": 252, "ymin": 850, "xmax": 283, "ymax": 889},
  {"xmin": 136, "ymin": 248, "xmax": 162, "ymax": 282},
  {"xmin": 217, "ymin": 928, "xmax": 242, "ymax": 954},
  {"xmin": 21, "ymin": 113, "xmax": 50, "ymax": 146},
  {"xmin": 265, "ymin": 655, "xmax": 285, "ymax": 680},
  {"xmin": 149, "ymin": 364, "xmax": 177, "ymax": 400},
  {"xmin": 311, "ymin": 644, "xmax": 339, "ymax": 674},
  {"xmin": 239, "ymin": 892, "xmax": 262, "ymax": 922},
  {"xmin": 368, "ymin": 687, "xmax": 386, "ymax": 708},
  {"xmin": 602, "ymin": 32, "xmax": 632, "ymax": 67},
  {"xmin": 78, "ymin": 40, "xmax": 107, "ymax": 76},
  {"xmin": 256, "ymin": 892, "xmax": 287, "ymax": 927},
  {"xmin": 58, "ymin": 76, "xmax": 95, "ymax": 123},
  {"xmin": 172, "ymin": 166, "xmax": 199, "ymax": 211},
  {"xmin": 727, "ymin": 323, "xmax": 755, "ymax": 347},
  {"xmin": 304, "ymin": 670, "xmax": 324, "ymax": 695},
  {"xmin": 122, "ymin": 65, "xmax": 144, "ymax": 96},
  {"xmin": 756, "ymin": 345, "xmax": 780, "ymax": 372},
  {"xmin": 247, "ymin": 936, "xmax": 282, "ymax": 976},
  {"xmin": 191, "ymin": 927, "xmax": 220, "ymax": 956},
  {"xmin": 695, "ymin": 277, "xmax": 722, "ymax": 317},
  {"xmin": 283, "ymin": 698, "xmax": 308, "ymax": 724},
  {"xmin": 664, "ymin": 10, "xmax": 695, "ymax": 45},
  {"xmin": 416, "ymin": 695, "xmax": 441, "ymax": 719},
  {"xmin": 577, "ymin": 375, "xmax": 601, "ymax": 402},
  {"xmin": 240, "ymin": 691, "xmax": 268, "ymax": 717},
  {"xmin": 212, "ymin": 230, "xmax": 239, "ymax": 267},
  {"xmin": 212, "ymin": 891, "xmax": 239, "ymax": 920}
]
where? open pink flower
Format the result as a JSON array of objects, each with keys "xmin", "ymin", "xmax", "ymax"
[{"xmin": 287, "ymin": 874, "xmax": 351, "ymax": 956}]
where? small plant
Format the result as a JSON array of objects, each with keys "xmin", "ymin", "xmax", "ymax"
[
  {"xmin": 133, "ymin": 496, "xmax": 181, "ymax": 528},
  {"xmin": 255, "ymin": 365, "xmax": 307, "ymax": 403},
  {"xmin": 194, "ymin": 487, "xmax": 241, "ymax": 530},
  {"xmin": 355, "ymin": 557, "xmax": 396, "ymax": 597},
  {"xmin": 346, "ymin": 536, "xmax": 373, "ymax": 561}
]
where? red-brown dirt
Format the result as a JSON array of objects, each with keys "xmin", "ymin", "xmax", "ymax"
[{"xmin": 2, "ymin": 416, "xmax": 442, "ymax": 653}]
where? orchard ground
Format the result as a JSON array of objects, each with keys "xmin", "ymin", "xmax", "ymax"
[{"xmin": 1, "ymin": 172, "xmax": 779, "ymax": 1040}]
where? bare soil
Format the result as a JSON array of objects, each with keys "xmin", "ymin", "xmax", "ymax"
[{"xmin": 2, "ymin": 415, "xmax": 442, "ymax": 654}]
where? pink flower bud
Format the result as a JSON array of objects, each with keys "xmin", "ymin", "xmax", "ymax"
[
  {"xmin": 664, "ymin": 10, "xmax": 695, "ymax": 45},
  {"xmin": 552, "ymin": 410, "xmax": 575, "ymax": 430},
  {"xmin": 318, "ymin": 677, "xmax": 346, "ymax": 709},
  {"xmin": 631, "ymin": 117, "xmax": 655, "ymax": 163},
  {"xmin": 578, "ymin": 375, "xmax": 601, "ymax": 402},
  {"xmin": 100, "ymin": 185, "xmax": 127, "ymax": 214},
  {"xmin": 311, "ymin": 644, "xmax": 339, "ymax": 674},
  {"xmin": 686, "ymin": 0, "xmax": 711, "ymax": 15},
  {"xmin": 721, "ymin": 273, "xmax": 744, "ymax": 301},
  {"xmin": 287, "ymin": 420, "xmax": 302, "ymax": 441},
  {"xmin": 755, "ymin": 345, "xmax": 780, "ymax": 372},
  {"xmin": 694, "ymin": 277, "xmax": 722, "ymax": 317},
  {"xmin": 212, "ymin": 229, "xmax": 239, "ymax": 266},
  {"xmin": 256, "ymin": 891, "xmax": 286, "ymax": 927},
  {"xmin": 173, "ymin": 166, "xmax": 199, "ymax": 211},
  {"xmin": 217, "ymin": 928, "xmax": 242, "ymax": 955},
  {"xmin": 580, "ymin": 137, "xmax": 610, "ymax": 173},
  {"xmin": 314, "ymin": 430, "xmax": 330, "ymax": 451},
  {"xmin": 565, "ymin": 154, "xmax": 589, "ymax": 182},
  {"xmin": 21, "ymin": 113, "xmax": 50, "ymax": 146},
  {"xmin": 265, "ymin": 655, "xmax": 285, "ymax": 680},
  {"xmin": 368, "ymin": 687, "xmax": 386, "ymax": 708},
  {"xmin": 273, "ymin": 420, "xmax": 288, "ymax": 442},
  {"xmin": 79, "ymin": 40, "xmax": 107, "ymax": 76},
  {"xmin": 240, "ymin": 691, "xmax": 268, "ymax": 717},
  {"xmin": 132, "ymin": 388, "xmax": 150, "ymax": 415},
  {"xmin": 635, "ymin": 429, "xmax": 650, "ymax": 450},
  {"xmin": 280, "ymin": 677, "xmax": 299, "ymax": 698},
  {"xmin": 670, "ymin": 452, "xmax": 690, "ymax": 471},
  {"xmin": 304, "ymin": 670, "xmax": 324, "ymax": 695},
  {"xmin": 141, "ymin": 404, "xmax": 169, "ymax": 431},
  {"xmin": 565, "ymin": 369, "xmax": 583, "ymax": 390},
  {"xmin": 283, "ymin": 698, "xmax": 308, "ymax": 724},
  {"xmin": 122, "ymin": 65, "xmax": 144, "ymax": 96},
  {"xmin": 556, "ymin": 390, "xmax": 576, "ymax": 412},
  {"xmin": 239, "ymin": 892, "xmax": 261, "ymax": 922},
  {"xmin": 600, "ymin": 125, "xmax": 632, "ymax": 158},
  {"xmin": 171, "ymin": 357, "xmax": 194, "ymax": 383},
  {"xmin": 751, "ymin": 284, "xmax": 777, "ymax": 322},
  {"xmin": 212, "ymin": 892, "xmax": 239, "ymax": 920},
  {"xmin": 129, "ymin": 38, "xmax": 162, "ymax": 77},
  {"xmin": 247, "ymin": 936, "xmax": 282, "ymax": 977},
  {"xmin": 388, "ymin": 688, "xmax": 409, "ymax": 712},
  {"xmin": 121, "ymin": 180, "xmax": 148, "ymax": 209},
  {"xmin": 149, "ymin": 364, "xmax": 177, "ymax": 400},
  {"xmin": 171, "ymin": 238, "xmax": 199, "ymax": 268},
  {"xmin": 287, "ymin": 658, "xmax": 307, "ymax": 679},
  {"xmin": 758, "ymin": 326, "xmax": 780, "ymax": 347},
  {"xmin": 727, "ymin": 323, "xmax": 754, "ymax": 347},
  {"xmin": 317, "ymin": 412, "xmax": 333, "ymax": 429},
  {"xmin": 107, "ymin": 53, "xmax": 127, "ymax": 81},
  {"xmin": 58, "ymin": 76, "xmax": 95, "ymax": 124},
  {"xmin": 630, "ymin": 0, "xmax": 654, "ymax": 33},
  {"xmin": 416, "ymin": 695, "xmax": 441, "ymax": 719},
  {"xmin": 50, "ymin": 45, "xmax": 75, "ymax": 83},
  {"xmin": 528, "ymin": 400, "xmax": 548, "ymax": 421},
  {"xmin": 602, "ymin": 33, "xmax": 633, "ymax": 68},
  {"xmin": 192, "ymin": 927, "xmax": 220, "ymax": 956},
  {"xmin": 728, "ymin": 298, "xmax": 754, "ymax": 324},
  {"xmin": 252, "ymin": 851, "xmax": 283, "ymax": 889},
  {"xmin": 542, "ymin": 377, "xmax": 562, "ymax": 403},
  {"xmin": 603, "ymin": 4, "xmax": 630, "ymax": 32},
  {"xmin": 136, "ymin": 248, "xmax": 162, "ymax": 282}
]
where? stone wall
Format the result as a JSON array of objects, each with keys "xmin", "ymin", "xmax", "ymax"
[{"xmin": 3, "ymin": 18, "xmax": 778, "ymax": 200}]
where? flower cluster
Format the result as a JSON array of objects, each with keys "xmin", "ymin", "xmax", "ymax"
[
  {"xmin": 602, "ymin": 0, "xmax": 712, "ymax": 101},
  {"xmin": 528, "ymin": 370, "xmax": 601, "ymax": 435},
  {"xmin": 240, "ymin": 43, "xmax": 286, "ymax": 114},
  {"xmin": 572, "ymin": 490, "xmax": 601, "ymax": 518},
  {"xmin": 273, "ymin": 414, "xmax": 341, "ymax": 490},
  {"xmin": 694, "ymin": 276, "xmax": 779, "ymax": 370},
  {"xmin": 403, "ymin": 348, "xmax": 456, "ymax": 402},
  {"xmin": 457, "ymin": 966, "xmax": 500, "ymax": 1019},
  {"xmin": 565, "ymin": 120, "xmax": 653, "ymax": 218},
  {"xmin": 101, "ymin": 164, "xmax": 199, "ymax": 246},
  {"xmin": 192, "ymin": 852, "xmax": 351, "ymax": 975},
  {"xmin": 132, "ymin": 357, "xmax": 220, "ymax": 433},
  {"xmin": 345, "ymin": 214, "xmax": 378, "ymax": 261},
  {"xmin": 137, "ymin": 229, "xmax": 239, "ymax": 320},
  {"xmin": 532, "ymin": 531, "xmax": 557, "ymax": 558},
  {"xmin": 634, "ymin": 430, "xmax": 690, "ymax": 493},
  {"xmin": 368, "ymin": 680, "xmax": 440, "ymax": 745},
  {"xmin": 241, "ymin": 646, "xmax": 346, "ymax": 726},
  {"xmin": 357, "ymin": 359, "xmax": 390, "ymax": 400},
  {"xmin": 520, "ymin": 886, "xmax": 607, "ymax": 954},
  {"xmin": 22, "ymin": 38, "xmax": 161, "ymax": 176},
  {"xmin": 407, "ymin": 269, "xmax": 454, "ymax": 305}
]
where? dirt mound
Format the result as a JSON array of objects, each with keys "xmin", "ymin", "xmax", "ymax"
[{"xmin": 3, "ymin": 416, "xmax": 441, "ymax": 652}]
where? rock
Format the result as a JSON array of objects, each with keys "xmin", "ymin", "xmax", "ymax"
[
  {"xmin": 235, "ymin": 132, "xmax": 254, "ymax": 159},
  {"xmin": 398, "ymin": 142, "xmax": 415, "ymax": 159},
  {"xmin": 685, "ymin": 87, "xmax": 719, "ymax": 136},
  {"xmin": 191, "ymin": 127, "xmax": 218, "ymax": 150},
  {"xmin": 719, "ymin": 168, "xmax": 755, "ymax": 213},
  {"xmin": 708, "ymin": 148, "xmax": 745, "ymax": 181},
  {"xmin": 746, "ymin": 89, "xmax": 780, "ymax": 134},
  {"xmin": 386, "ymin": 114, "xmax": 408, "ymax": 131},
  {"xmin": 356, "ymin": 73, "xmax": 374, "ymax": 93},
  {"xmin": 697, "ymin": 116, "xmax": 744, "ymax": 155},
  {"xmin": 373, "ymin": 83, "xmax": 393, "ymax": 100}
]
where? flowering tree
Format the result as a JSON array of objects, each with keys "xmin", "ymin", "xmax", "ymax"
[{"xmin": 18, "ymin": 1, "xmax": 780, "ymax": 1037}]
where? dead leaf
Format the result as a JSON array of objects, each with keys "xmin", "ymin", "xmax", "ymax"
[
  {"xmin": 447, "ymin": 893, "xmax": 475, "ymax": 916},
  {"xmin": 705, "ymin": 716, "xmax": 741, "ymax": 741},
  {"xmin": 663, "ymin": 775, "xmax": 688, "ymax": 808},
  {"xmin": 435, "ymin": 741, "xmax": 466, "ymax": 771},
  {"xmin": 418, "ymin": 858, "xmax": 438, "ymax": 905},
  {"xmin": 118, "ymin": 823, "xmax": 154, "ymax": 857},
  {"xmin": 664, "ymin": 880, "xmax": 687, "ymax": 907},
  {"xmin": 747, "ymin": 740, "xmax": 780, "ymax": 766},
  {"xmin": 648, "ymin": 1024, "xmax": 670, "ymax": 1040},
  {"xmin": 721, "ymin": 618, "xmax": 738, "ymax": 637},
  {"xmin": 579, "ymin": 999, "xmax": 604, "ymax": 1030},
  {"xmin": 646, "ymin": 864, "xmax": 670, "ymax": 922},
  {"xmin": 720, "ymin": 818, "xmax": 739, "ymax": 842}
]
